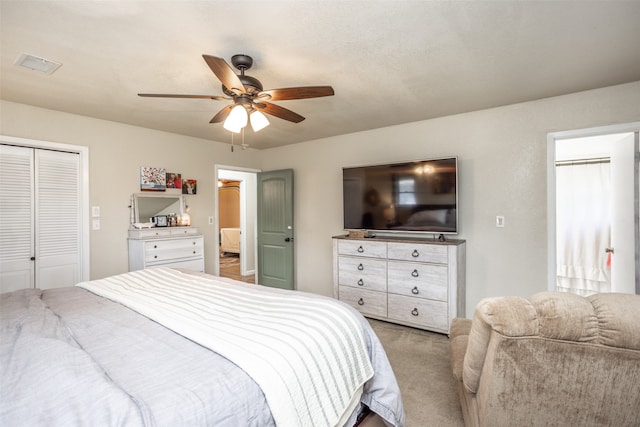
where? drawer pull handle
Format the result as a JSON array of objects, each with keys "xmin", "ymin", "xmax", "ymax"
[
  {"xmin": 193, "ymin": 251, "xmax": 196, "ymax": 254},
  {"xmin": 357, "ymin": 263, "xmax": 364, "ymax": 271},
  {"xmin": 357, "ymin": 298, "xmax": 364, "ymax": 306},
  {"xmin": 411, "ymin": 286, "xmax": 419, "ymax": 295},
  {"xmin": 193, "ymin": 241, "xmax": 196, "ymax": 245},
  {"xmin": 154, "ymin": 245, "xmax": 158, "ymax": 249},
  {"xmin": 411, "ymin": 308, "xmax": 419, "ymax": 316},
  {"xmin": 154, "ymin": 255, "xmax": 158, "ymax": 259},
  {"xmin": 411, "ymin": 269, "xmax": 419, "ymax": 278},
  {"xmin": 357, "ymin": 245, "xmax": 364, "ymax": 253},
  {"xmin": 357, "ymin": 279, "xmax": 364, "ymax": 286},
  {"xmin": 412, "ymin": 249, "xmax": 419, "ymax": 257}
]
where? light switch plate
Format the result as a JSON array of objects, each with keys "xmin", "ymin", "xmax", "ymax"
[
  {"xmin": 496, "ymin": 215, "xmax": 505, "ymax": 227},
  {"xmin": 91, "ymin": 206, "xmax": 100, "ymax": 217}
]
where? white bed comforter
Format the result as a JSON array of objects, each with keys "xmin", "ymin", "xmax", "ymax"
[{"xmin": 77, "ymin": 268, "xmax": 374, "ymax": 427}]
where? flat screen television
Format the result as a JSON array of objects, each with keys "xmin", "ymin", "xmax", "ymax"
[{"xmin": 343, "ymin": 157, "xmax": 458, "ymax": 234}]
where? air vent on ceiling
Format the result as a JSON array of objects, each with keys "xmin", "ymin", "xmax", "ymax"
[{"xmin": 15, "ymin": 53, "xmax": 62, "ymax": 75}]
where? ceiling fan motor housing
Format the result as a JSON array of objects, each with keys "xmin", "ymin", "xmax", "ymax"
[{"xmin": 222, "ymin": 74, "xmax": 263, "ymax": 96}]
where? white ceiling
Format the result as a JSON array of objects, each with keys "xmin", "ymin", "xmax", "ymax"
[{"xmin": 2, "ymin": 1, "xmax": 640, "ymax": 150}]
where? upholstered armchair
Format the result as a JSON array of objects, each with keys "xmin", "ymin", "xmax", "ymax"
[{"xmin": 449, "ymin": 291, "xmax": 640, "ymax": 427}]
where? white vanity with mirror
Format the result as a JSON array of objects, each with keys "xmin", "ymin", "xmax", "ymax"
[{"xmin": 128, "ymin": 193, "xmax": 204, "ymax": 272}]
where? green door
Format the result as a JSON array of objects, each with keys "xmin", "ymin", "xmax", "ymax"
[{"xmin": 257, "ymin": 169, "xmax": 294, "ymax": 289}]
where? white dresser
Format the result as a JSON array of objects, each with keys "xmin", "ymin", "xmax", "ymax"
[
  {"xmin": 332, "ymin": 235, "xmax": 465, "ymax": 333},
  {"xmin": 128, "ymin": 227, "xmax": 205, "ymax": 272}
]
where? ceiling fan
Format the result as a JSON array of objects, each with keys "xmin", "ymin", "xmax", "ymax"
[{"xmin": 138, "ymin": 54, "xmax": 334, "ymax": 133}]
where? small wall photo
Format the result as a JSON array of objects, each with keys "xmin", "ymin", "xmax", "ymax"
[
  {"xmin": 166, "ymin": 172, "xmax": 182, "ymax": 189},
  {"xmin": 182, "ymin": 179, "xmax": 197, "ymax": 195}
]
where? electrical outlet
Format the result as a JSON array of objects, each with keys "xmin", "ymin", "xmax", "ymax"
[
  {"xmin": 92, "ymin": 219, "xmax": 101, "ymax": 230},
  {"xmin": 496, "ymin": 215, "xmax": 505, "ymax": 227},
  {"xmin": 208, "ymin": 216, "xmax": 214, "ymax": 225}
]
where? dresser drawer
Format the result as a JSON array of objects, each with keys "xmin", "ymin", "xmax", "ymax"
[
  {"xmin": 128, "ymin": 227, "xmax": 199, "ymax": 238},
  {"xmin": 169, "ymin": 227, "xmax": 199, "ymax": 235},
  {"xmin": 130, "ymin": 228, "xmax": 172, "ymax": 238},
  {"xmin": 387, "ymin": 261, "xmax": 447, "ymax": 301},
  {"xmin": 339, "ymin": 286, "xmax": 387, "ymax": 318},
  {"xmin": 388, "ymin": 294, "xmax": 448, "ymax": 331},
  {"xmin": 338, "ymin": 256, "xmax": 387, "ymax": 291},
  {"xmin": 387, "ymin": 242, "xmax": 448, "ymax": 264},
  {"xmin": 144, "ymin": 237, "xmax": 203, "ymax": 262},
  {"xmin": 337, "ymin": 239, "xmax": 387, "ymax": 258}
]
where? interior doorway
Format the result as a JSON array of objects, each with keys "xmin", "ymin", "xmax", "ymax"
[
  {"xmin": 547, "ymin": 123, "xmax": 640, "ymax": 295},
  {"xmin": 214, "ymin": 166, "xmax": 258, "ymax": 284},
  {"xmin": 218, "ymin": 179, "xmax": 249, "ymax": 282}
]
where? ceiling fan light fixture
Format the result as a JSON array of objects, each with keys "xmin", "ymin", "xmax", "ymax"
[
  {"xmin": 250, "ymin": 110, "xmax": 270, "ymax": 132},
  {"xmin": 223, "ymin": 105, "xmax": 248, "ymax": 133}
]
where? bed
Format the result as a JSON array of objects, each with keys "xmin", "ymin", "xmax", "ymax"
[
  {"xmin": 220, "ymin": 227, "xmax": 241, "ymax": 254},
  {"xmin": 0, "ymin": 268, "xmax": 405, "ymax": 427}
]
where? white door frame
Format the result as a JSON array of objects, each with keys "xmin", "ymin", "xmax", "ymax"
[
  {"xmin": 214, "ymin": 164, "xmax": 260, "ymax": 278},
  {"xmin": 547, "ymin": 122, "xmax": 640, "ymax": 294},
  {"xmin": 0, "ymin": 135, "xmax": 90, "ymax": 282}
]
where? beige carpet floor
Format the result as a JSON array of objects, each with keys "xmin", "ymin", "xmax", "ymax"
[{"xmin": 368, "ymin": 319, "xmax": 464, "ymax": 427}]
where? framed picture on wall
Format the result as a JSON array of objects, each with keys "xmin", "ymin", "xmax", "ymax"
[
  {"xmin": 140, "ymin": 167, "xmax": 166, "ymax": 191},
  {"xmin": 182, "ymin": 179, "xmax": 197, "ymax": 195},
  {"xmin": 166, "ymin": 172, "xmax": 182, "ymax": 189}
]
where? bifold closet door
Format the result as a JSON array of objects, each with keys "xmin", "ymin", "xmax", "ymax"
[
  {"xmin": 35, "ymin": 148, "xmax": 81, "ymax": 290},
  {"xmin": 0, "ymin": 145, "xmax": 80, "ymax": 293},
  {"xmin": 0, "ymin": 145, "xmax": 35, "ymax": 292}
]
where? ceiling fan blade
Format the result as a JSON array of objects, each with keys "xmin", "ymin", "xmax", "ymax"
[
  {"xmin": 257, "ymin": 86, "xmax": 334, "ymax": 101},
  {"xmin": 138, "ymin": 93, "xmax": 229, "ymax": 100},
  {"xmin": 202, "ymin": 55, "xmax": 246, "ymax": 95},
  {"xmin": 210, "ymin": 105, "xmax": 233, "ymax": 123},
  {"xmin": 256, "ymin": 102, "xmax": 305, "ymax": 123}
]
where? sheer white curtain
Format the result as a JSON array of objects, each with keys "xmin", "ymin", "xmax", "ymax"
[{"xmin": 556, "ymin": 161, "xmax": 611, "ymax": 295}]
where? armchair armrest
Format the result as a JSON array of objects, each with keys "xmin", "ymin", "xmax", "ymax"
[
  {"xmin": 449, "ymin": 317, "xmax": 471, "ymax": 381},
  {"xmin": 462, "ymin": 296, "xmax": 538, "ymax": 393}
]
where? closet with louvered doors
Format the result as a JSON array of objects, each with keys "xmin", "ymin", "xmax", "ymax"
[{"xmin": 0, "ymin": 143, "xmax": 84, "ymax": 293}]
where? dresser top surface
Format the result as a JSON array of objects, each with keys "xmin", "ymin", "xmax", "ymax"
[{"xmin": 332, "ymin": 234, "xmax": 465, "ymax": 246}]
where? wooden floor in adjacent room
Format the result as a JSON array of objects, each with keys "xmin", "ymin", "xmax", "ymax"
[{"xmin": 219, "ymin": 253, "xmax": 255, "ymax": 284}]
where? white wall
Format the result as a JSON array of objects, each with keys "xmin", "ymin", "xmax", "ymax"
[
  {"xmin": 260, "ymin": 81, "xmax": 640, "ymax": 316},
  {"xmin": 2, "ymin": 82, "xmax": 639, "ymax": 316},
  {"xmin": 0, "ymin": 100, "xmax": 262, "ymax": 279}
]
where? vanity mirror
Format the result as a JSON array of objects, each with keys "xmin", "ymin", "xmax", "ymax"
[{"xmin": 131, "ymin": 193, "xmax": 185, "ymax": 225}]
